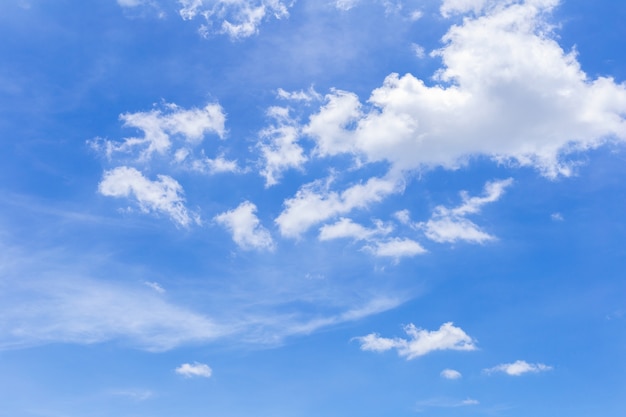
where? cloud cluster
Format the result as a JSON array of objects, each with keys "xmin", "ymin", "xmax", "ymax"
[
  {"xmin": 357, "ymin": 322, "xmax": 477, "ymax": 359},
  {"xmin": 178, "ymin": 0, "xmax": 293, "ymax": 39},
  {"xmin": 440, "ymin": 368, "xmax": 462, "ymax": 379}
]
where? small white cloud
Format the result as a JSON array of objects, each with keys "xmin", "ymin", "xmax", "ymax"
[
  {"xmin": 441, "ymin": 368, "xmax": 462, "ymax": 379},
  {"xmin": 335, "ymin": 0, "xmax": 360, "ymax": 11},
  {"xmin": 276, "ymin": 175, "xmax": 401, "ymax": 238},
  {"xmin": 144, "ymin": 281, "xmax": 165, "ymax": 293},
  {"xmin": 179, "ymin": 0, "xmax": 292, "ymax": 39},
  {"xmin": 551, "ymin": 212, "xmax": 564, "ymax": 221},
  {"xmin": 440, "ymin": 0, "xmax": 489, "ymax": 17},
  {"xmin": 98, "ymin": 166, "xmax": 198, "ymax": 227},
  {"xmin": 214, "ymin": 201, "xmax": 275, "ymax": 251},
  {"xmin": 175, "ymin": 362, "xmax": 213, "ymax": 378},
  {"xmin": 420, "ymin": 179, "xmax": 513, "ymax": 244},
  {"xmin": 110, "ymin": 389, "xmax": 154, "ymax": 401},
  {"xmin": 276, "ymin": 87, "xmax": 322, "ymax": 102},
  {"xmin": 484, "ymin": 360, "xmax": 553, "ymax": 376},
  {"xmin": 258, "ymin": 106, "xmax": 307, "ymax": 187},
  {"xmin": 412, "ymin": 43, "xmax": 426, "ymax": 59},
  {"xmin": 107, "ymin": 102, "xmax": 225, "ymax": 161},
  {"xmin": 366, "ymin": 237, "xmax": 427, "ymax": 259},
  {"xmin": 409, "ymin": 9, "xmax": 423, "ymax": 21},
  {"xmin": 319, "ymin": 218, "xmax": 392, "ymax": 241},
  {"xmin": 415, "ymin": 397, "xmax": 479, "ymax": 412},
  {"xmin": 357, "ymin": 322, "xmax": 476, "ymax": 360}
]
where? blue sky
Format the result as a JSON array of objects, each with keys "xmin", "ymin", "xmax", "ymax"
[{"xmin": 1, "ymin": 0, "xmax": 625, "ymax": 415}]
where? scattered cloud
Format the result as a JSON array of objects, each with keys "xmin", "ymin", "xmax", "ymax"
[
  {"xmin": 175, "ymin": 362, "xmax": 213, "ymax": 378},
  {"xmin": 411, "ymin": 43, "xmax": 426, "ymax": 59},
  {"xmin": 214, "ymin": 201, "xmax": 275, "ymax": 251},
  {"xmin": 144, "ymin": 281, "xmax": 165, "ymax": 293},
  {"xmin": 275, "ymin": 175, "xmax": 401, "ymax": 238},
  {"xmin": 276, "ymin": 87, "xmax": 322, "ymax": 103},
  {"xmin": 415, "ymin": 397, "xmax": 479, "ymax": 412},
  {"xmin": 441, "ymin": 368, "xmax": 462, "ymax": 379},
  {"xmin": 357, "ymin": 322, "xmax": 476, "ymax": 359},
  {"xmin": 94, "ymin": 102, "xmax": 225, "ymax": 162},
  {"xmin": 551, "ymin": 212, "xmax": 564, "ymax": 221},
  {"xmin": 318, "ymin": 217, "xmax": 392, "ymax": 241},
  {"xmin": 484, "ymin": 360, "xmax": 553, "ymax": 376},
  {"xmin": 109, "ymin": 389, "xmax": 154, "ymax": 401},
  {"xmin": 257, "ymin": 106, "xmax": 307, "ymax": 187},
  {"xmin": 98, "ymin": 166, "xmax": 199, "ymax": 227},
  {"xmin": 419, "ymin": 178, "xmax": 513, "ymax": 244},
  {"xmin": 178, "ymin": 0, "xmax": 293, "ymax": 39},
  {"xmin": 335, "ymin": 0, "xmax": 360, "ymax": 11},
  {"xmin": 365, "ymin": 237, "xmax": 427, "ymax": 259}
]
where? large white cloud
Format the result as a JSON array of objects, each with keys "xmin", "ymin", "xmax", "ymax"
[
  {"xmin": 302, "ymin": 0, "xmax": 626, "ymax": 178},
  {"xmin": 214, "ymin": 201, "xmax": 275, "ymax": 251},
  {"xmin": 178, "ymin": 0, "xmax": 293, "ymax": 39},
  {"xmin": 99, "ymin": 166, "xmax": 198, "ymax": 227},
  {"xmin": 357, "ymin": 322, "xmax": 476, "ymax": 359}
]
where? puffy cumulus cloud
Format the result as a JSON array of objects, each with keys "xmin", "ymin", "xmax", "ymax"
[
  {"xmin": 420, "ymin": 178, "xmax": 513, "ymax": 244},
  {"xmin": 99, "ymin": 166, "xmax": 199, "ymax": 227},
  {"xmin": 441, "ymin": 368, "xmax": 463, "ymax": 379},
  {"xmin": 258, "ymin": 107, "xmax": 307, "ymax": 187},
  {"xmin": 357, "ymin": 322, "xmax": 476, "ymax": 359},
  {"xmin": 175, "ymin": 362, "xmax": 213, "ymax": 378},
  {"xmin": 485, "ymin": 360, "xmax": 553, "ymax": 376},
  {"xmin": 178, "ymin": 0, "xmax": 293, "ymax": 39},
  {"xmin": 302, "ymin": 0, "xmax": 626, "ymax": 178},
  {"xmin": 275, "ymin": 175, "xmax": 402, "ymax": 238},
  {"xmin": 93, "ymin": 102, "xmax": 225, "ymax": 162},
  {"xmin": 214, "ymin": 201, "xmax": 275, "ymax": 251}
]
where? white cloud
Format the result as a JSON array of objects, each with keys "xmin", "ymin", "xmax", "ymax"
[
  {"xmin": 420, "ymin": 178, "xmax": 512, "ymax": 243},
  {"xmin": 485, "ymin": 360, "xmax": 553, "ymax": 376},
  {"xmin": 175, "ymin": 362, "xmax": 213, "ymax": 378},
  {"xmin": 277, "ymin": 87, "xmax": 322, "ymax": 102},
  {"xmin": 440, "ymin": 0, "xmax": 489, "ymax": 17},
  {"xmin": 441, "ymin": 368, "xmax": 462, "ymax": 379},
  {"xmin": 179, "ymin": 0, "xmax": 293, "ymax": 39},
  {"xmin": 99, "ymin": 102, "xmax": 225, "ymax": 161},
  {"xmin": 98, "ymin": 166, "xmax": 199, "ymax": 227},
  {"xmin": 110, "ymin": 389, "xmax": 154, "ymax": 401},
  {"xmin": 257, "ymin": 106, "xmax": 307, "ymax": 187},
  {"xmin": 365, "ymin": 237, "xmax": 426, "ymax": 259},
  {"xmin": 335, "ymin": 0, "xmax": 360, "ymax": 11},
  {"xmin": 415, "ymin": 397, "xmax": 479, "ymax": 411},
  {"xmin": 301, "ymin": 0, "xmax": 626, "ymax": 178},
  {"xmin": 411, "ymin": 43, "xmax": 426, "ymax": 59},
  {"xmin": 214, "ymin": 201, "xmax": 275, "ymax": 251},
  {"xmin": 144, "ymin": 281, "xmax": 165, "ymax": 293},
  {"xmin": 318, "ymin": 218, "xmax": 392, "ymax": 241},
  {"xmin": 551, "ymin": 212, "xmax": 564, "ymax": 221},
  {"xmin": 357, "ymin": 322, "xmax": 476, "ymax": 359},
  {"xmin": 276, "ymin": 175, "xmax": 401, "ymax": 238}
]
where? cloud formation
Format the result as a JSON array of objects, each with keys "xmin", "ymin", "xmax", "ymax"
[
  {"xmin": 178, "ymin": 0, "xmax": 293, "ymax": 39},
  {"xmin": 300, "ymin": 0, "xmax": 626, "ymax": 178},
  {"xmin": 214, "ymin": 201, "xmax": 275, "ymax": 250},
  {"xmin": 98, "ymin": 166, "xmax": 198, "ymax": 227},
  {"xmin": 357, "ymin": 322, "xmax": 476, "ymax": 359},
  {"xmin": 484, "ymin": 360, "xmax": 553, "ymax": 376},
  {"xmin": 175, "ymin": 362, "xmax": 213, "ymax": 378},
  {"xmin": 440, "ymin": 368, "xmax": 462, "ymax": 379}
]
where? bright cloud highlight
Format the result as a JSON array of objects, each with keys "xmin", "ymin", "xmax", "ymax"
[
  {"xmin": 484, "ymin": 360, "xmax": 553, "ymax": 376},
  {"xmin": 175, "ymin": 362, "xmax": 213, "ymax": 378},
  {"xmin": 214, "ymin": 201, "xmax": 275, "ymax": 250}
]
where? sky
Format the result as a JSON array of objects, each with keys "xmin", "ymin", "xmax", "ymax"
[{"xmin": 0, "ymin": 0, "xmax": 625, "ymax": 416}]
